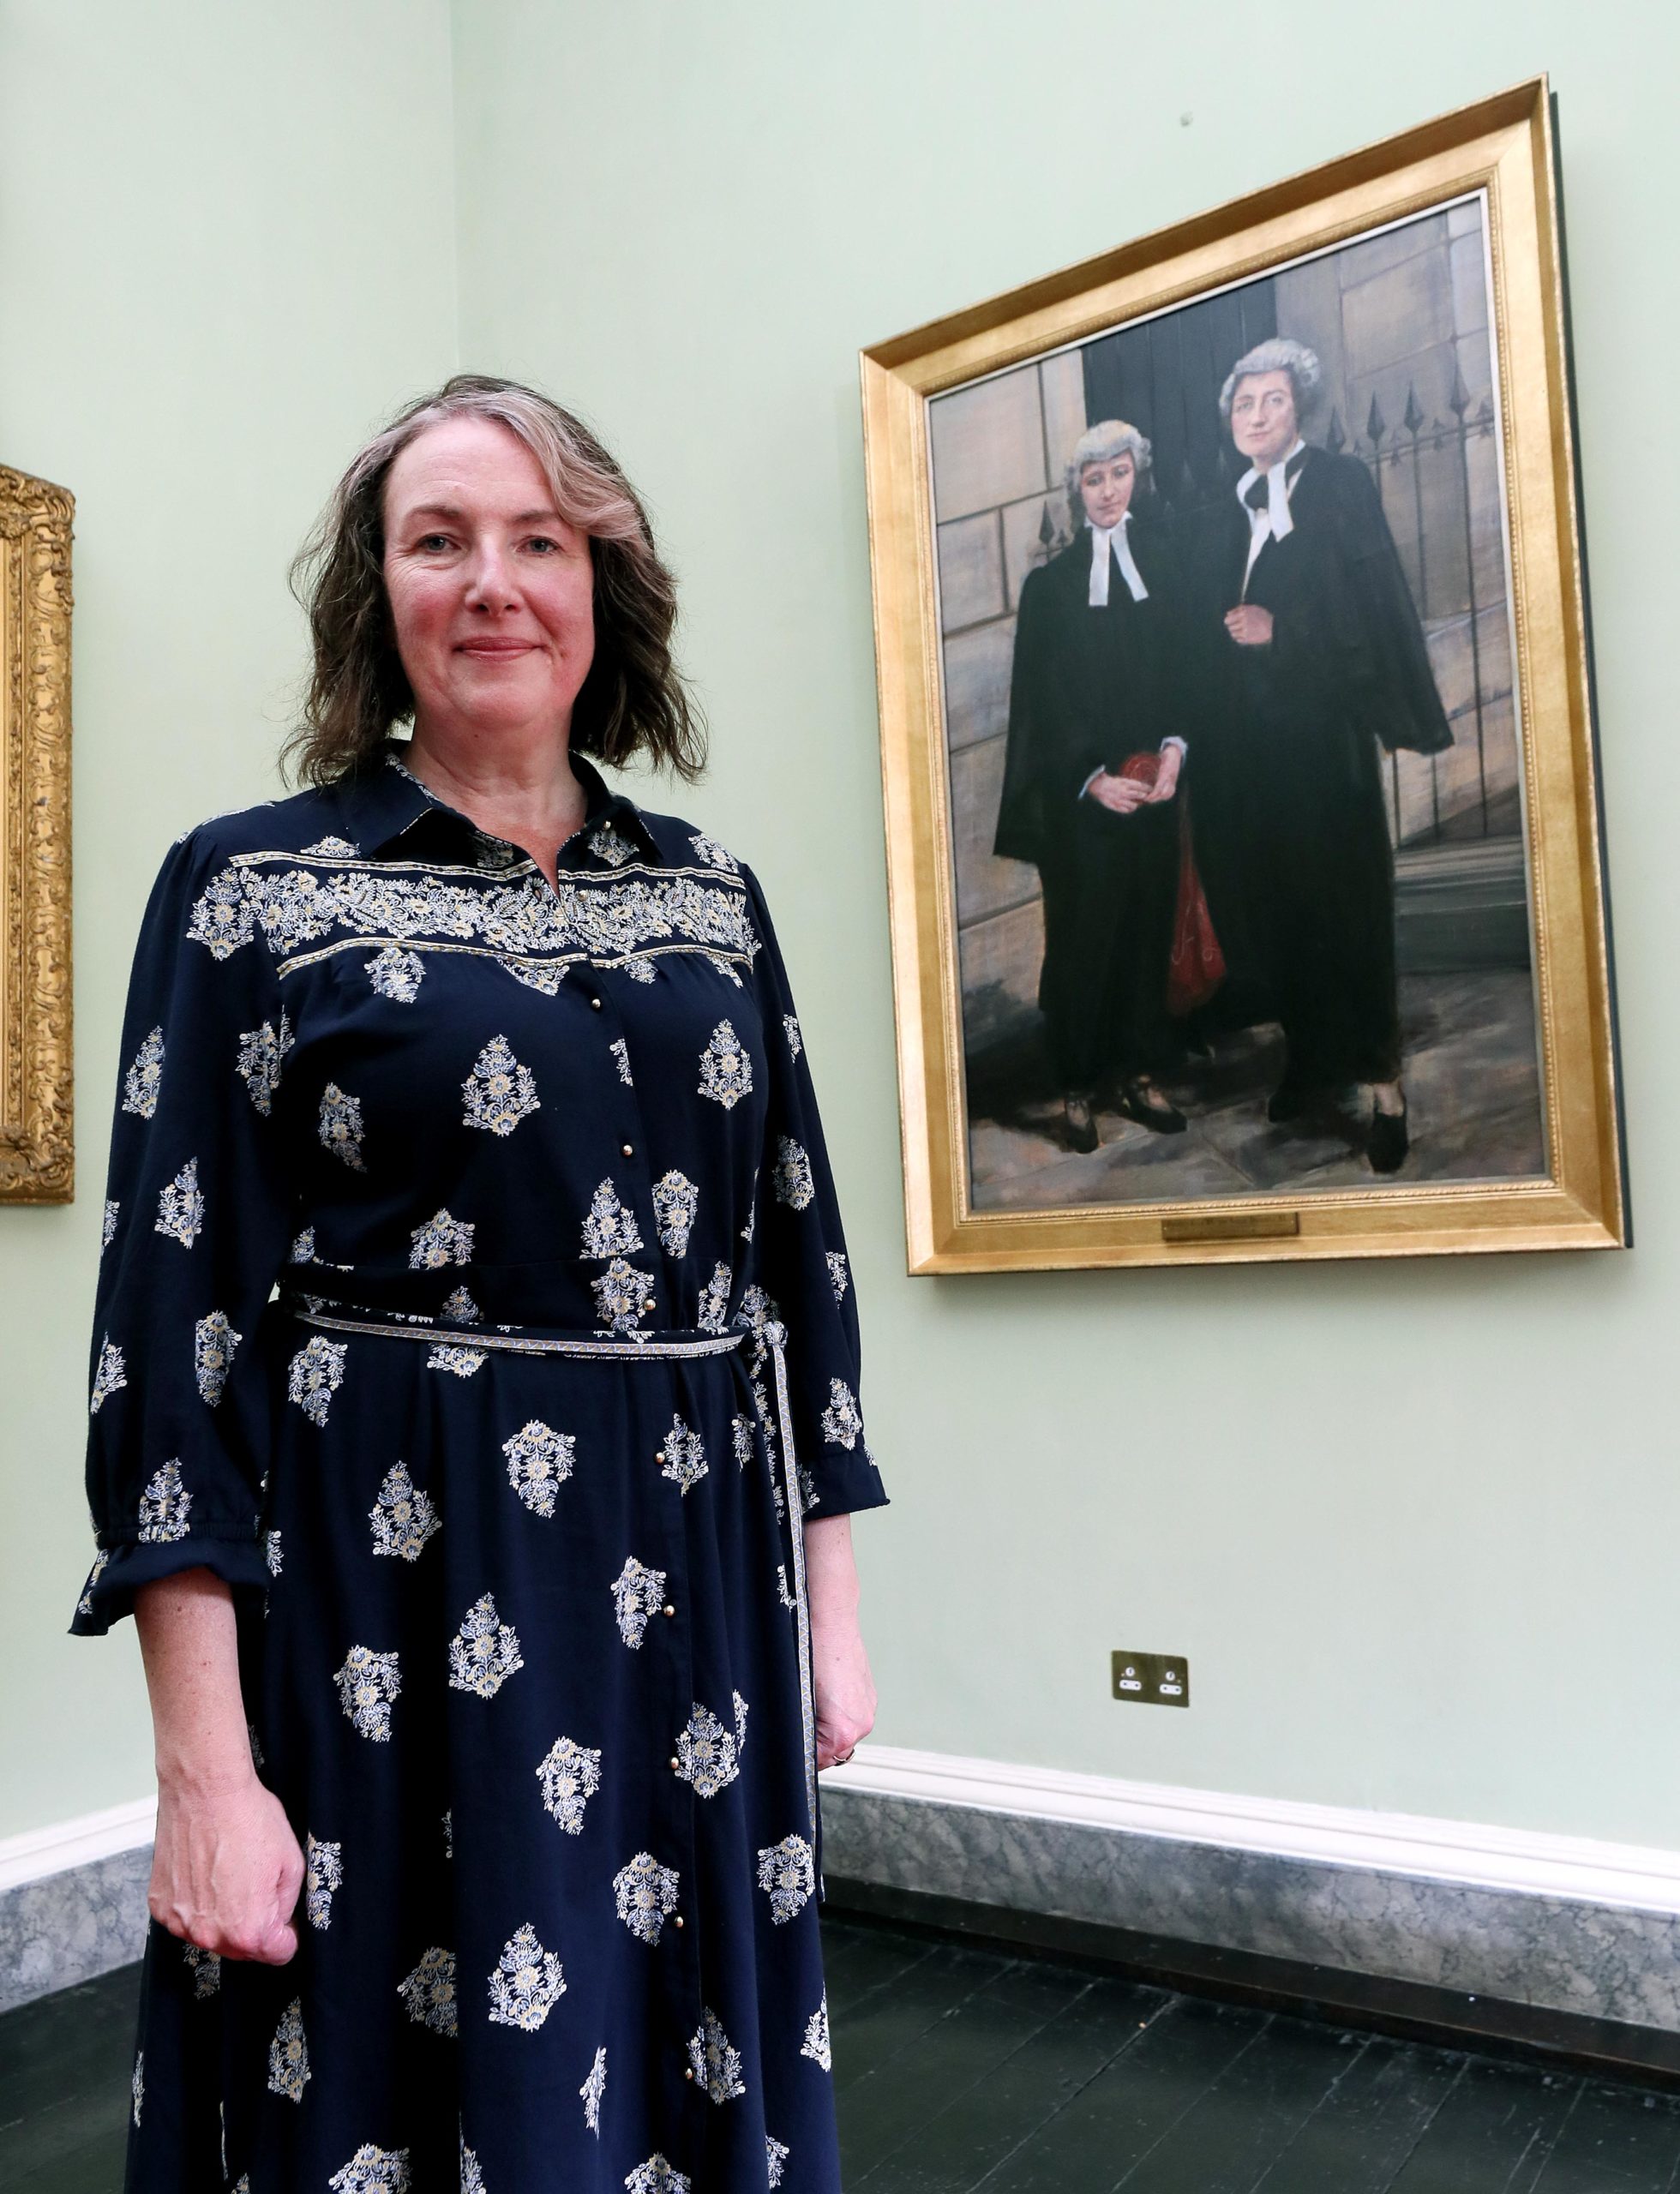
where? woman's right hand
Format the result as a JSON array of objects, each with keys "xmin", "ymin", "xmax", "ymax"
[
  {"xmin": 150, "ymin": 1770, "xmax": 306, "ymax": 1963},
  {"xmin": 1087, "ymin": 770, "xmax": 1149, "ymax": 815}
]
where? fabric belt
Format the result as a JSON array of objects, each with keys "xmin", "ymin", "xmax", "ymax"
[{"xmin": 280, "ymin": 1293, "xmax": 819, "ymax": 1842}]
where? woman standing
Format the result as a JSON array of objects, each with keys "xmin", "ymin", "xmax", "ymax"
[
  {"xmin": 1189, "ymin": 338, "xmax": 1453, "ymax": 1172},
  {"xmin": 74, "ymin": 375, "xmax": 885, "ymax": 2193},
  {"xmin": 993, "ymin": 421, "xmax": 1193, "ymax": 1153}
]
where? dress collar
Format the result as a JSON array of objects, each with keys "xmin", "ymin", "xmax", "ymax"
[{"xmin": 332, "ymin": 741, "xmax": 666, "ymax": 867}]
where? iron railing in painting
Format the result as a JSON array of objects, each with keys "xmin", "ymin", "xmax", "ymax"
[{"xmin": 1025, "ymin": 370, "xmax": 1510, "ymax": 848}]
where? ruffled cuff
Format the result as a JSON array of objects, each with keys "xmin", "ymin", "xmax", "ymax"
[{"xmin": 69, "ymin": 1533, "xmax": 273, "ymax": 1637}]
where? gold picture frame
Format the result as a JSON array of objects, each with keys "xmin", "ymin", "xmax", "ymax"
[
  {"xmin": 0, "ymin": 462, "xmax": 75, "ymax": 1203},
  {"xmin": 861, "ymin": 78, "xmax": 1626, "ymax": 1273}
]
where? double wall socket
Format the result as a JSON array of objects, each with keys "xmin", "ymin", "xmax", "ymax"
[{"xmin": 1111, "ymin": 1651, "xmax": 1190, "ymax": 1708}]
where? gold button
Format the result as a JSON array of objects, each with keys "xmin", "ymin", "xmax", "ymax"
[
  {"xmin": 662, "ymin": 1604, "xmax": 675, "ymax": 1618},
  {"xmin": 590, "ymin": 997, "xmax": 603, "ymax": 1010},
  {"xmin": 621, "ymin": 1142, "xmax": 634, "ymax": 1157},
  {"xmin": 673, "ymin": 1915, "xmax": 685, "ymax": 1929}
]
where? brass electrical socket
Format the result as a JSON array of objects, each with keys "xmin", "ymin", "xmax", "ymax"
[{"xmin": 1111, "ymin": 1651, "xmax": 1190, "ymax": 1707}]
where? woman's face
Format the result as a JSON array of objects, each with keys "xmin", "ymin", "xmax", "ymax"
[
  {"xmin": 1228, "ymin": 370, "xmax": 1299, "ymax": 470},
  {"xmin": 382, "ymin": 416, "xmax": 596, "ymax": 745},
  {"xmin": 1078, "ymin": 452, "xmax": 1137, "ymax": 529}
]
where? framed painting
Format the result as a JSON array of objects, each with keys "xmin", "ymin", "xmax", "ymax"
[
  {"xmin": 0, "ymin": 462, "xmax": 74, "ymax": 1202},
  {"xmin": 861, "ymin": 78, "xmax": 1626, "ymax": 1273}
]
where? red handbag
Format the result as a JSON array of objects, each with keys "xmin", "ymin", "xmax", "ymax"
[{"xmin": 1114, "ymin": 753, "xmax": 1227, "ymax": 1016}]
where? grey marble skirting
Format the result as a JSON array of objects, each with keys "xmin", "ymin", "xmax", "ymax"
[
  {"xmin": 819, "ymin": 1788, "xmax": 1680, "ymax": 2034},
  {"xmin": 0, "ymin": 1843, "xmax": 152, "ymax": 2014}
]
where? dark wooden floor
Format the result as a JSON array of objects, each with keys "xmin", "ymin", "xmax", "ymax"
[{"xmin": 7, "ymin": 1916, "xmax": 1680, "ymax": 2191}]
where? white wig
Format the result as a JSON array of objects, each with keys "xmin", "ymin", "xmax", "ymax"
[
  {"xmin": 1065, "ymin": 419, "xmax": 1153, "ymax": 519},
  {"xmin": 1217, "ymin": 337, "xmax": 1323, "ymax": 424}
]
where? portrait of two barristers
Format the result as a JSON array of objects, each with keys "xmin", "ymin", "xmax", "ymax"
[{"xmin": 993, "ymin": 335, "xmax": 1454, "ymax": 1178}]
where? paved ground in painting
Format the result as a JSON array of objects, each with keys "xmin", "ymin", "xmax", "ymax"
[{"xmin": 967, "ymin": 969, "xmax": 1545, "ymax": 1212}]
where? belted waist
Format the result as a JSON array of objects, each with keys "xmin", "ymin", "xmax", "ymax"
[{"xmin": 279, "ymin": 1290, "xmax": 747, "ymax": 1362}]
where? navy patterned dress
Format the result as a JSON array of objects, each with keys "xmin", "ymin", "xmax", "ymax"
[{"xmin": 72, "ymin": 745, "xmax": 887, "ymax": 2194}]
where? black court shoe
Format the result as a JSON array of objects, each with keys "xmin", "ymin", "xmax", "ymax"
[
  {"xmin": 1116, "ymin": 1081, "xmax": 1187, "ymax": 1136},
  {"xmin": 1368, "ymin": 1099, "xmax": 1409, "ymax": 1173},
  {"xmin": 1063, "ymin": 1093, "xmax": 1100, "ymax": 1153}
]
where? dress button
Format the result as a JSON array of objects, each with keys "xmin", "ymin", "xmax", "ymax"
[
  {"xmin": 654, "ymin": 1448, "xmax": 666, "ymax": 1465},
  {"xmin": 621, "ymin": 1142, "xmax": 634, "ymax": 1157},
  {"xmin": 673, "ymin": 1915, "xmax": 685, "ymax": 1930},
  {"xmin": 590, "ymin": 996, "xmax": 603, "ymax": 1010},
  {"xmin": 662, "ymin": 1604, "xmax": 675, "ymax": 1618},
  {"xmin": 641, "ymin": 1298, "xmax": 656, "ymax": 1313},
  {"xmin": 683, "ymin": 2065, "xmax": 694, "ymax": 2079},
  {"xmin": 669, "ymin": 1757, "xmax": 681, "ymax": 1771}
]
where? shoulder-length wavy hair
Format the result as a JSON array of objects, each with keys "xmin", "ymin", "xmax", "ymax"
[{"xmin": 283, "ymin": 375, "xmax": 705, "ymax": 787}]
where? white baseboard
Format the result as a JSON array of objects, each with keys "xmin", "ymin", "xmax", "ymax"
[
  {"xmin": 0, "ymin": 1796, "xmax": 157, "ymax": 1894},
  {"xmin": 824, "ymin": 1745, "xmax": 1680, "ymax": 1917}
]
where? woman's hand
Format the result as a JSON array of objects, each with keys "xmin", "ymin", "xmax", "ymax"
[
  {"xmin": 803, "ymin": 1514, "xmax": 877, "ymax": 1770},
  {"xmin": 1087, "ymin": 770, "xmax": 1149, "ymax": 815},
  {"xmin": 150, "ymin": 1771, "xmax": 305, "ymax": 1964},
  {"xmin": 135, "ymin": 1567, "xmax": 304, "ymax": 1963},
  {"xmin": 1144, "ymin": 746, "xmax": 1183, "ymax": 804},
  {"xmin": 1224, "ymin": 603, "xmax": 1274, "ymax": 646}
]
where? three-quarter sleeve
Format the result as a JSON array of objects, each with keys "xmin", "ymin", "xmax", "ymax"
[
  {"xmin": 71, "ymin": 825, "xmax": 297, "ymax": 1635},
  {"xmin": 739, "ymin": 863, "xmax": 888, "ymax": 1522}
]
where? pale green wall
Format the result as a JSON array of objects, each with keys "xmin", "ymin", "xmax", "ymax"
[
  {"xmin": 5, "ymin": 0, "xmax": 1677, "ymax": 1855},
  {"xmin": 0, "ymin": 0, "xmax": 459, "ymax": 1836},
  {"xmin": 450, "ymin": 0, "xmax": 1678, "ymax": 1845}
]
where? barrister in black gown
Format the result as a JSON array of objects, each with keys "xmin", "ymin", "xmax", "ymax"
[
  {"xmin": 1187, "ymin": 339, "xmax": 1452, "ymax": 1172},
  {"xmin": 993, "ymin": 420, "xmax": 1192, "ymax": 1154}
]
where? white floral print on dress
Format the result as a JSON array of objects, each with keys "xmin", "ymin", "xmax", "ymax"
[
  {"xmin": 181, "ymin": 1942, "xmax": 220, "ymax": 1999},
  {"xmin": 536, "ymin": 1736, "xmax": 603, "ymax": 1834},
  {"xmin": 459, "ymin": 2137, "xmax": 485, "ymax": 2193},
  {"xmin": 687, "ymin": 2007, "xmax": 745, "ymax": 2102},
  {"xmin": 651, "ymin": 1171, "xmax": 698, "ymax": 1257},
  {"xmin": 132, "ymin": 2049, "xmax": 143, "ymax": 2126},
  {"xmin": 267, "ymin": 1999, "xmax": 310, "ymax": 2101},
  {"xmin": 369, "ymin": 1462, "xmax": 440, "ymax": 1561},
  {"xmin": 588, "ymin": 821, "xmax": 633, "ymax": 866},
  {"xmin": 122, "ymin": 1027, "xmax": 165, "ymax": 1118},
  {"xmin": 581, "ymin": 1178, "xmax": 644, "ymax": 1258},
  {"xmin": 487, "ymin": 1923, "xmax": 565, "ymax": 2031},
  {"xmin": 440, "ymin": 1285, "xmax": 481, "ymax": 1324},
  {"xmin": 137, "ymin": 1460, "xmax": 191, "ymax": 1543},
  {"xmin": 499, "ymin": 956, "xmax": 567, "ymax": 996},
  {"xmin": 318, "ymin": 1082, "xmax": 367, "ymax": 1170},
  {"xmin": 186, "ymin": 868, "xmax": 255, "ymax": 959},
  {"xmin": 609, "ymin": 1037, "xmax": 633, "ymax": 1085},
  {"xmin": 731, "ymin": 1413, "xmax": 755, "ymax": 1468},
  {"xmin": 193, "ymin": 1311, "xmax": 242, "ymax": 1406},
  {"xmin": 674, "ymin": 1703, "xmax": 739, "ymax": 1798},
  {"xmin": 612, "ymin": 1852, "xmax": 679, "ymax": 1945},
  {"xmin": 287, "ymin": 1334, "xmax": 346, "ymax": 1426},
  {"xmin": 622, "ymin": 955, "xmax": 657, "ymax": 982},
  {"xmin": 688, "ymin": 831, "xmax": 738, "ymax": 873},
  {"xmin": 773, "ymin": 1136, "xmax": 814, "ymax": 1210},
  {"xmin": 820, "ymin": 1378, "xmax": 863, "ymax": 1448},
  {"xmin": 306, "ymin": 1835, "xmax": 342, "ymax": 1929},
  {"xmin": 697, "ymin": 1020, "xmax": 753, "ymax": 1109},
  {"xmin": 101, "ymin": 1198, "xmax": 120, "ymax": 1250},
  {"xmin": 155, "ymin": 1158, "xmax": 205, "ymax": 1247},
  {"xmin": 697, "ymin": 1262, "xmax": 731, "ymax": 1334},
  {"xmin": 365, "ymin": 946, "xmax": 424, "ymax": 1002},
  {"xmin": 447, "ymin": 1592, "xmax": 523, "ymax": 1699},
  {"xmin": 441, "ymin": 1810, "xmax": 453, "ymax": 1859},
  {"xmin": 756, "ymin": 1835, "xmax": 816, "ymax": 1925},
  {"xmin": 581, "ymin": 2044, "xmax": 607, "ymax": 2133},
  {"xmin": 427, "ymin": 1342, "xmax": 487, "ymax": 1377},
  {"xmin": 398, "ymin": 1947, "xmax": 458, "ymax": 2037},
  {"xmin": 827, "ymin": 1250, "xmax": 849, "ymax": 1301},
  {"xmin": 801, "ymin": 1993, "xmax": 831, "ymax": 2069},
  {"xmin": 660, "ymin": 1415, "xmax": 707, "ymax": 1494},
  {"xmin": 591, "ymin": 1256, "xmax": 654, "ymax": 1335},
  {"xmin": 234, "ymin": 1010, "xmax": 293, "ymax": 1114},
  {"xmin": 327, "ymin": 2144, "xmax": 411, "ymax": 2193},
  {"xmin": 303, "ymin": 836, "xmax": 359, "ymax": 859},
  {"xmin": 265, "ymin": 1529, "xmax": 283, "ymax": 1577},
  {"xmin": 90, "ymin": 1336, "xmax": 127, "ymax": 1414},
  {"xmin": 334, "ymin": 1646, "xmax": 400, "ymax": 1741},
  {"xmin": 462, "ymin": 1035, "xmax": 540, "ymax": 1136},
  {"xmin": 410, "ymin": 1208, "xmax": 474, "ymax": 1268},
  {"xmin": 783, "ymin": 1012, "xmax": 801, "ymax": 1058},
  {"xmin": 503, "ymin": 1419, "xmax": 575, "ymax": 1516},
  {"xmin": 767, "ymin": 2136, "xmax": 790, "ymax": 2187},
  {"xmin": 625, "ymin": 2156, "xmax": 691, "ymax": 2194},
  {"xmin": 290, "ymin": 1226, "xmax": 316, "ymax": 1263},
  {"xmin": 611, "ymin": 1558, "xmax": 666, "ymax": 1648},
  {"xmin": 77, "ymin": 1549, "xmax": 110, "ymax": 1617}
]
